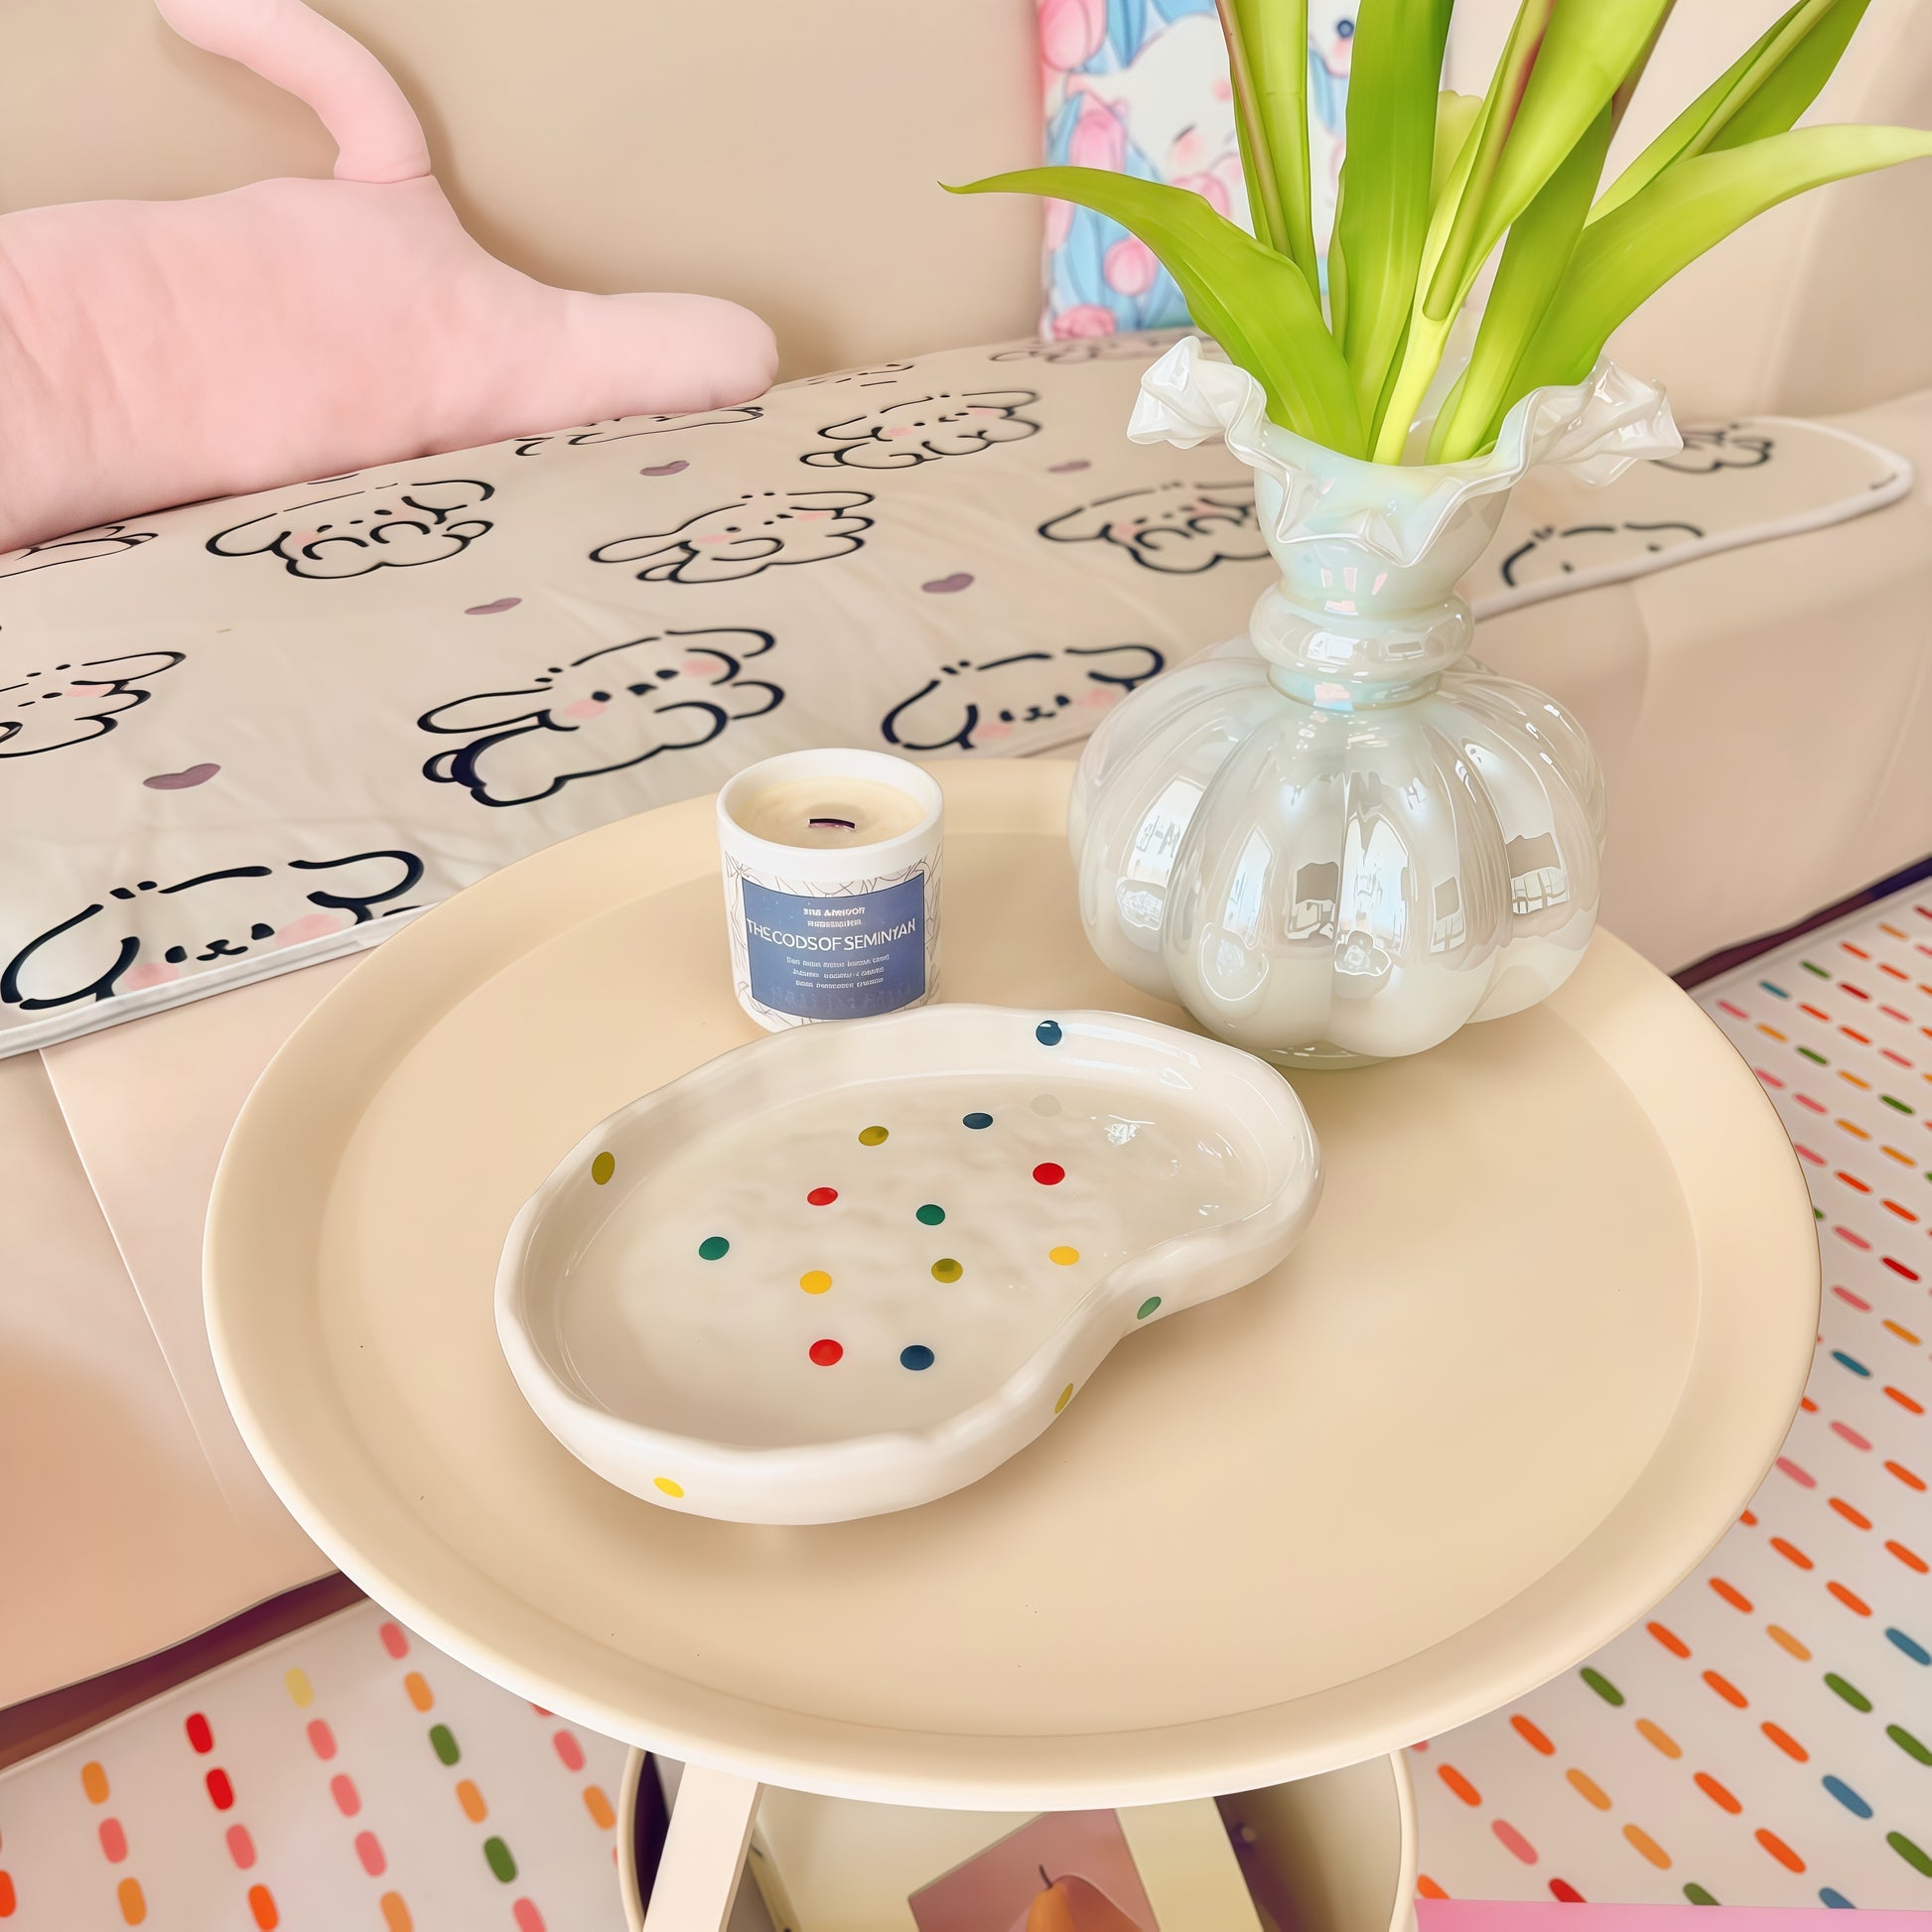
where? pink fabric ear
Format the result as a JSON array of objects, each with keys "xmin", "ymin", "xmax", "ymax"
[
  {"xmin": 0, "ymin": 0, "xmax": 776, "ymax": 554},
  {"xmin": 156, "ymin": 0, "xmax": 431, "ymax": 184}
]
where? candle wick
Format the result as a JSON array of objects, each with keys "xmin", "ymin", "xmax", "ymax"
[{"xmin": 808, "ymin": 816, "xmax": 858, "ymax": 832}]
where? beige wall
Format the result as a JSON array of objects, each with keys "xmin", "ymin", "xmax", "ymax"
[
  {"xmin": 0, "ymin": 0, "xmax": 1046, "ymax": 380},
  {"xmin": 7, "ymin": 0, "xmax": 1930, "ymax": 404}
]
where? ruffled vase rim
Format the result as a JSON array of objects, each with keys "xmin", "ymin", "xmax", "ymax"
[{"xmin": 1127, "ymin": 336, "xmax": 1682, "ymax": 571}]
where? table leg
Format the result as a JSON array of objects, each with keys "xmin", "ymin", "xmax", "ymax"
[{"xmin": 642, "ymin": 1760, "xmax": 763, "ymax": 1932}]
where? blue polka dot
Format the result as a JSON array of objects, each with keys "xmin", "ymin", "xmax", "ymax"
[
  {"xmin": 899, "ymin": 1344, "xmax": 934, "ymax": 1371},
  {"xmin": 1820, "ymin": 1888, "xmax": 1857, "ymax": 1909},
  {"xmin": 962, "ymin": 1111, "xmax": 993, "ymax": 1129},
  {"xmin": 1035, "ymin": 1020, "xmax": 1062, "ymax": 1045},
  {"xmin": 1823, "ymin": 1775, "xmax": 1872, "ymax": 1819},
  {"xmin": 1885, "ymin": 1626, "xmax": 1930, "ymax": 1666}
]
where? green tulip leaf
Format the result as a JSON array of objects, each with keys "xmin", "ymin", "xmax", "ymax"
[
  {"xmin": 1593, "ymin": 0, "xmax": 1867, "ymax": 221},
  {"xmin": 1431, "ymin": 102, "xmax": 1612, "ymax": 461},
  {"xmin": 1336, "ymin": 0, "xmax": 1453, "ymax": 423},
  {"xmin": 946, "ymin": 168, "xmax": 1365, "ymax": 453},
  {"xmin": 1427, "ymin": 0, "xmax": 1676, "ymax": 320},
  {"xmin": 1507, "ymin": 123, "xmax": 1932, "ymax": 410}
]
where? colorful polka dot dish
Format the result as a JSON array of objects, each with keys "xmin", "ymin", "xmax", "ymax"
[{"xmin": 495, "ymin": 1005, "xmax": 1321, "ymax": 1524}]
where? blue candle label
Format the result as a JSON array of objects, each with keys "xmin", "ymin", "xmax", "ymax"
[{"xmin": 741, "ymin": 873, "xmax": 926, "ymax": 1020}]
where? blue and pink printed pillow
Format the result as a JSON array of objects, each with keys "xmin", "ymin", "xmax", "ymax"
[{"xmin": 1038, "ymin": 0, "xmax": 1358, "ymax": 339}]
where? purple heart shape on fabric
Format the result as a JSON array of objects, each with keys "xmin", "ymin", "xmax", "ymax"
[
  {"xmin": 1048, "ymin": 459, "xmax": 1092, "ymax": 473},
  {"xmin": 922, "ymin": 572, "xmax": 974, "ymax": 595},
  {"xmin": 465, "ymin": 597, "xmax": 521, "ymax": 616},
  {"xmin": 641, "ymin": 460, "xmax": 690, "ymax": 477},
  {"xmin": 144, "ymin": 761, "xmax": 220, "ymax": 790}
]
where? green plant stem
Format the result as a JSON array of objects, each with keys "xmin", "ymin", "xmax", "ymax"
[
  {"xmin": 1235, "ymin": 0, "xmax": 1319, "ymax": 295},
  {"xmin": 1336, "ymin": 0, "xmax": 1451, "ymax": 426},
  {"xmin": 1423, "ymin": 0, "xmax": 1554, "ymax": 319},
  {"xmin": 1371, "ymin": 313, "xmax": 1455, "ymax": 463},
  {"xmin": 1215, "ymin": 0, "xmax": 1291, "ymax": 255},
  {"xmin": 1429, "ymin": 103, "xmax": 1611, "ymax": 461},
  {"xmin": 1432, "ymin": 91, "xmax": 1484, "ymax": 206}
]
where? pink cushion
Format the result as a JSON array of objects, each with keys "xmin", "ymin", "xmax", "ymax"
[{"xmin": 0, "ymin": 0, "xmax": 775, "ymax": 555}]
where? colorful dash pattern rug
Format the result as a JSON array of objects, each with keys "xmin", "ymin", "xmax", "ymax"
[
  {"xmin": 1413, "ymin": 881, "xmax": 1932, "ymax": 1911},
  {"xmin": 0, "ymin": 1603, "xmax": 627, "ymax": 1929}
]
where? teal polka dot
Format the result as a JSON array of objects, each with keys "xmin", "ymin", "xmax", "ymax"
[
  {"xmin": 915, "ymin": 1203, "xmax": 945, "ymax": 1226},
  {"xmin": 900, "ymin": 1344, "xmax": 935, "ymax": 1371},
  {"xmin": 1035, "ymin": 1020, "xmax": 1063, "ymax": 1045},
  {"xmin": 698, "ymin": 1236, "xmax": 730, "ymax": 1261},
  {"xmin": 963, "ymin": 1112, "xmax": 993, "ymax": 1130}
]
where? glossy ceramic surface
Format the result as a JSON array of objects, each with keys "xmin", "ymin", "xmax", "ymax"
[
  {"xmin": 202, "ymin": 762, "xmax": 1819, "ymax": 1810},
  {"xmin": 1070, "ymin": 339, "xmax": 1681, "ymax": 1064},
  {"xmin": 498, "ymin": 1004, "xmax": 1320, "ymax": 1524}
]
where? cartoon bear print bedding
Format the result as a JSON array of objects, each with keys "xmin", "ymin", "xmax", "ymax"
[
  {"xmin": 0, "ymin": 332, "xmax": 1906, "ymax": 1055},
  {"xmin": 0, "ymin": 329, "xmax": 1275, "ymax": 1051}
]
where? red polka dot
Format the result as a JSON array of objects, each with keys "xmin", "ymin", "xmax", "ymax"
[
  {"xmin": 807, "ymin": 1186, "xmax": 838, "ymax": 1206},
  {"xmin": 1033, "ymin": 1163, "xmax": 1065, "ymax": 1186},
  {"xmin": 809, "ymin": 1338, "xmax": 844, "ymax": 1366}
]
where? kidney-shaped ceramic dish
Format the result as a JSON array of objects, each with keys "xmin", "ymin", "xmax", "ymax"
[{"xmin": 496, "ymin": 1004, "xmax": 1321, "ymax": 1523}]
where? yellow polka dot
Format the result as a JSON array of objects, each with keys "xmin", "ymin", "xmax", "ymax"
[
  {"xmin": 591, "ymin": 1151, "xmax": 616, "ymax": 1185},
  {"xmin": 931, "ymin": 1257, "xmax": 962, "ymax": 1283},
  {"xmin": 1054, "ymin": 1383, "xmax": 1075, "ymax": 1414},
  {"xmin": 653, "ymin": 1476, "xmax": 684, "ymax": 1498},
  {"xmin": 858, "ymin": 1125, "xmax": 890, "ymax": 1146},
  {"xmin": 799, "ymin": 1270, "xmax": 832, "ymax": 1295},
  {"xmin": 1049, "ymin": 1245, "xmax": 1079, "ymax": 1266}
]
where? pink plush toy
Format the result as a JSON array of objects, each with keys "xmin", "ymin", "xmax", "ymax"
[{"xmin": 0, "ymin": 0, "xmax": 777, "ymax": 554}]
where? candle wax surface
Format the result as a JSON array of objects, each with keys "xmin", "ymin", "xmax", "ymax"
[{"xmin": 730, "ymin": 775, "xmax": 928, "ymax": 849}]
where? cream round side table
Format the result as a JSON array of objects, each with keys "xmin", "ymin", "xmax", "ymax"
[{"xmin": 204, "ymin": 761, "xmax": 1820, "ymax": 1930}]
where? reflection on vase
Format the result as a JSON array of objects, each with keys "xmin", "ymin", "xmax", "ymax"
[{"xmin": 1069, "ymin": 337, "xmax": 1681, "ymax": 1065}]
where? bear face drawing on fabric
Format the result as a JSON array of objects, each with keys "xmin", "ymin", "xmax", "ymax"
[
  {"xmin": 418, "ymin": 627, "xmax": 782, "ymax": 808},
  {"xmin": 1, "ymin": 849, "xmax": 424, "ymax": 1013},
  {"xmin": 1497, "ymin": 519, "xmax": 1706, "ymax": 589},
  {"xmin": 1655, "ymin": 425, "xmax": 1775, "ymax": 474},
  {"xmin": 207, "ymin": 479, "xmax": 493, "ymax": 578},
  {"xmin": 882, "ymin": 642, "xmax": 1165, "ymax": 754},
  {"xmin": 510, "ymin": 406, "xmax": 763, "ymax": 457},
  {"xmin": 0, "ymin": 523, "xmax": 159, "ymax": 579},
  {"xmin": 1039, "ymin": 481, "xmax": 1265, "ymax": 573},
  {"xmin": 591, "ymin": 490, "xmax": 873, "ymax": 585},
  {"xmin": 802, "ymin": 390, "xmax": 1041, "ymax": 471},
  {"xmin": 0, "ymin": 649, "xmax": 185, "ymax": 758}
]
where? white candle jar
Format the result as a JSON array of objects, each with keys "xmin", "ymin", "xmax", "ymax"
[{"xmin": 717, "ymin": 749, "xmax": 943, "ymax": 1031}]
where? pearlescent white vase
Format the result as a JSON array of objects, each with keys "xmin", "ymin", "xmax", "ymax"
[{"xmin": 1070, "ymin": 337, "xmax": 1681, "ymax": 1066}]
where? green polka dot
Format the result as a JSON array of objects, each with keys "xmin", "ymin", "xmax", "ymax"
[
  {"xmin": 428, "ymin": 1724, "xmax": 460, "ymax": 1766},
  {"xmin": 915, "ymin": 1203, "xmax": 945, "ymax": 1226},
  {"xmin": 483, "ymin": 1835, "xmax": 517, "ymax": 1883},
  {"xmin": 698, "ymin": 1236, "xmax": 730, "ymax": 1261},
  {"xmin": 931, "ymin": 1258, "xmax": 962, "ymax": 1283},
  {"xmin": 859, "ymin": 1125, "xmax": 890, "ymax": 1146},
  {"xmin": 1136, "ymin": 1297, "xmax": 1162, "ymax": 1319},
  {"xmin": 591, "ymin": 1151, "xmax": 616, "ymax": 1185}
]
